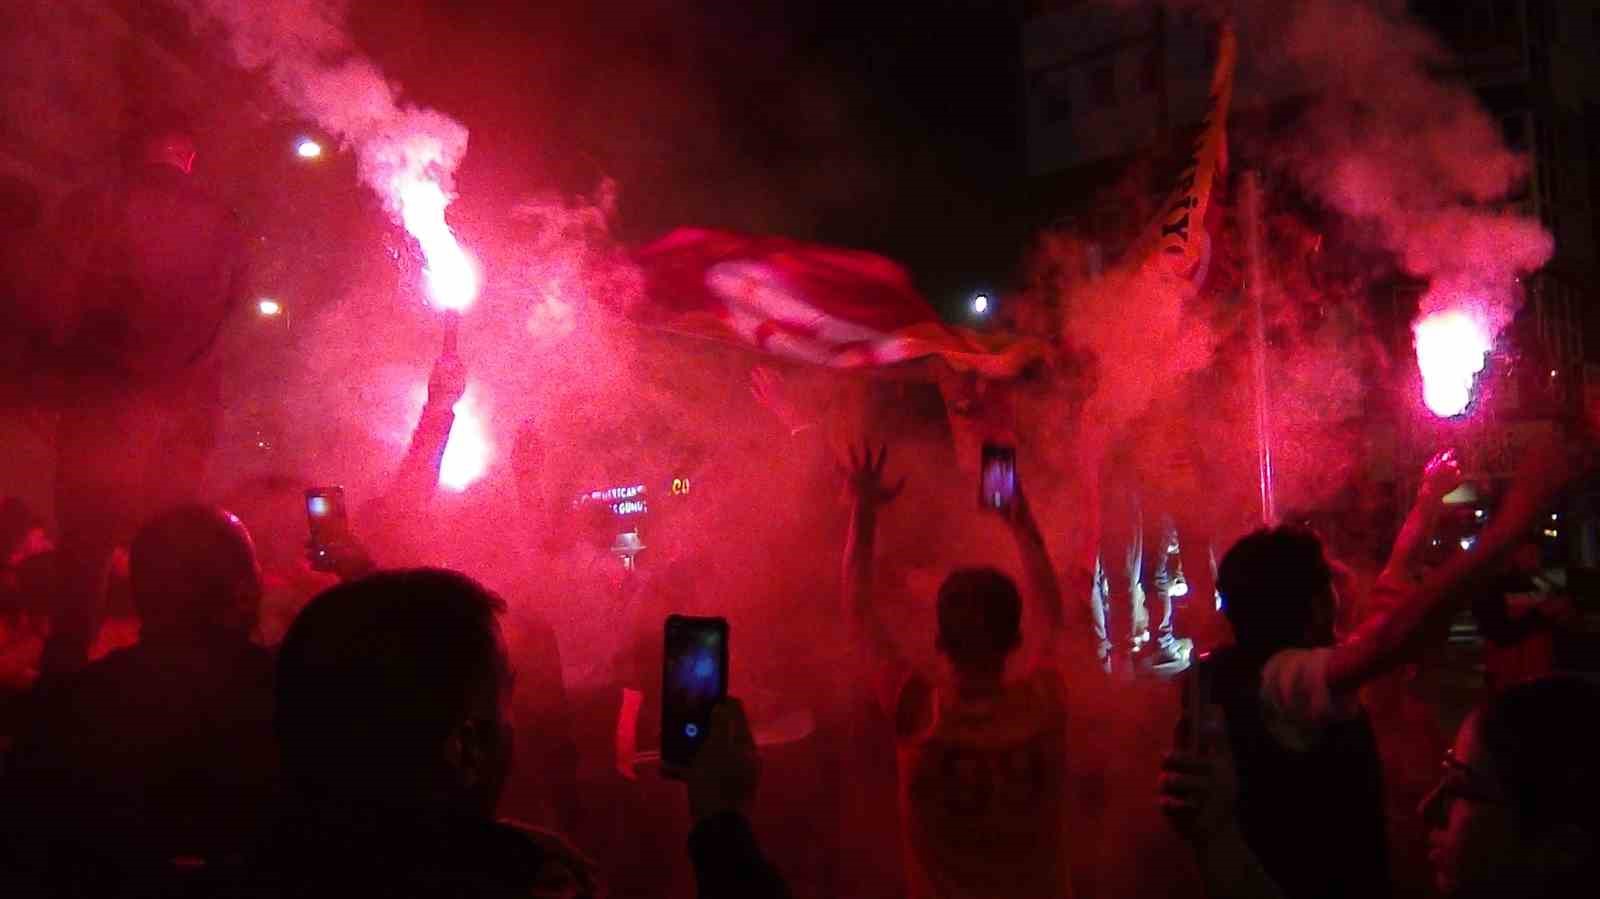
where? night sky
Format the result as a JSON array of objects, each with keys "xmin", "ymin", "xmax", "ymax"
[{"xmin": 351, "ymin": 0, "xmax": 1027, "ymax": 313}]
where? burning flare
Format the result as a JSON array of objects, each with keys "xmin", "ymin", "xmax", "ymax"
[
  {"xmin": 1414, "ymin": 309, "xmax": 1492, "ymax": 418},
  {"xmin": 439, "ymin": 387, "xmax": 491, "ymax": 492},
  {"xmin": 399, "ymin": 177, "xmax": 480, "ymax": 311}
]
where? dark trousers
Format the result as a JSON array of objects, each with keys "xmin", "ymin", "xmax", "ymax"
[{"xmin": 1093, "ymin": 485, "xmax": 1216, "ymax": 661}]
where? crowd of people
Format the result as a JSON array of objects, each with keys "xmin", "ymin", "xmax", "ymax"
[{"xmin": 3, "ymin": 119, "xmax": 1600, "ymax": 899}]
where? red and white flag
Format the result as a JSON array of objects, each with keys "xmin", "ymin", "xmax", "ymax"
[{"xmin": 630, "ymin": 228, "xmax": 1045, "ymax": 377}]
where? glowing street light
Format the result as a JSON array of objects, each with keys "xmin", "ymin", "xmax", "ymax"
[
  {"xmin": 257, "ymin": 298, "xmax": 283, "ymax": 317},
  {"xmin": 294, "ymin": 138, "xmax": 323, "ymax": 159},
  {"xmin": 971, "ymin": 293, "xmax": 991, "ymax": 316}
]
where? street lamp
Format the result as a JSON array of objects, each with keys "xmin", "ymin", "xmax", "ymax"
[
  {"xmin": 971, "ymin": 293, "xmax": 991, "ymax": 316},
  {"xmin": 294, "ymin": 137, "xmax": 323, "ymax": 159},
  {"xmin": 257, "ymin": 298, "xmax": 283, "ymax": 317}
]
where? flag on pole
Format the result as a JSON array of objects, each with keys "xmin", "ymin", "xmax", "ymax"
[
  {"xmin": 629, "ymin": 228, "xmax": 1046, "ymax": 377},
  {"xmin": 1127, "ymin": 22, "xmax": 1236, "ymax": 295}
]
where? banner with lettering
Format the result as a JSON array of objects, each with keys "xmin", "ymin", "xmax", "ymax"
[{"xmin": 1127, "ymin": 22, "xmax": 1236, "ymax": 294}]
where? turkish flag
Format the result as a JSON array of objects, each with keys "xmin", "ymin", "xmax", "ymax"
[{"xmin": 630, "ymin": 228, "xmax": 1044, "ymax": 377}]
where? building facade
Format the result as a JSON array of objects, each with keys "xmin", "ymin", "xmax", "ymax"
[{"xmin": 1022, "ymin": 0, "xmax": 1600, "ymax": 364}]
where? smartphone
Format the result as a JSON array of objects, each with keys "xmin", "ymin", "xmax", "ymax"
[
  {"xmin": 660, "ymin": 615, "xmax": 730, "ymax": 778},
  {"xmin": 305, "ymin": 486, "xmax": 350, "ymax": 572},
  {"xmin": 979, "ymin": 443, "xmax": 1017, "ymax": 513}
]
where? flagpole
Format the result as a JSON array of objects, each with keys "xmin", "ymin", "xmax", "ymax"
[{"xmin": 1243, "ymin": 170, "xmax": 1277, "ymax": 524}]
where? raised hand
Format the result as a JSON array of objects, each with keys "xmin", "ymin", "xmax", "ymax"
[
  {"xmin": 1159, "ymin": 704, "xmax": 1238, "ymax": 846},
  {"xmin": 1418, "ymin": 448, "xmax": 1464, "ymax": 504},
  {"xmin": 843, "ymin": 443, "xmax": 906, "ymax": 509},
  {"xmin": 687, "ymin": 698, "xmax": 761, "ymax": 823}
]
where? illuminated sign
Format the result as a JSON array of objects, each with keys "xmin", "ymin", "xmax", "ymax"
[
  {"xmin": 575, "ymin": 476, "xmax": 692, "ymax": 517},
  {"xmin": 573, "ymin": 476, "xmax": 694, "ymax": 568},
  {"xmin": 585, "ymin": 484, "xmax": 645, "ymax": 503}
]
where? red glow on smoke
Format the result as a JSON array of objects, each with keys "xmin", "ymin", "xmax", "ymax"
[
  {"xmin": 1413, "ymin": 308, "xmax": 1492, "ymax": 418},
  {"xmin": 439, "ymin": 386, "xmax": 491, "ymax": 491},
  {"xmin": 398, "ymin": 177, "xmax": 479, "ymax": 311}
]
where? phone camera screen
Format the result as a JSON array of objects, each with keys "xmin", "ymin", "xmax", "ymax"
[
  {"xmin": 980, "ymin": 447, "xmax": 1016, "ymax": 511},
  {"xmin": 305, "ymin": 488, "xmax": 348, "ymax": 546},
  {"xmin": 661, "ymin": 617, "xmax": 728, "ymax": 771}
]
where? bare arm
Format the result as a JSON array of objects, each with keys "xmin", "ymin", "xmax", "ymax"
[
  {"xmin": 385, "ymin": 338, "xmax": 466, "ymax": 515},
  {"xmin": 842, "ymin": 445, "xmax": 908, "ymax": 669},
  {"xmin": 388, "ymin": 400, "xmax": 456, "ymax": 511},
  {"xmin": 1379, "ymin": 449, "xmax": 1463, "ymax": 583},
  {"xmin": 1003, "ymin": 485, "xmax": 1067, "ymax": 635},
  {"xmin": 1326, "ymin": 438, "xmax": 1571, "ymax": 694}
]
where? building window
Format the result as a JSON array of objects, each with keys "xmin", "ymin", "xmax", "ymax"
[{"xmin": 1091, "ymin": 62, "xmax": 1116, "ymax": 108}]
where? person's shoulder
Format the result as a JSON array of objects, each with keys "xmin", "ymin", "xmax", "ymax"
[
  {"xmin": 1009, "ymin": 666, "xmax": 1070, "ymax": 732},
  {"xmin": 894, "ymin": 670, "xmax": 937, "ymax": 741},
  {"xmin": 231, "ymin": 640, "xmax": 277, "ymax": 680},
  {"xmin": 483, "ymin": 819, "xmax": 600, "ymax": 899},
  {"xmin": 8, "ymin": 649, "xmax": 137, "ymax": 742},
  {"xmin": 66, "ymin": 644, "xmax": 144, "ymax": 687}
]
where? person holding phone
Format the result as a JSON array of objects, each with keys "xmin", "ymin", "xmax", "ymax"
[
  {"xmin": 1180, "ymin": 434, "xmax": 1575, "ymax": 899},
  {"xmin": 251, "ymin": 569, "xmax": 789, "ymax": 899},
  {"xmin": 1161, "ymin": 675, "xmax": 1600, "ymax": 899},
  {"xmin": 842, "ymin": 443, "xmax": 1082, "ymax": 899}
]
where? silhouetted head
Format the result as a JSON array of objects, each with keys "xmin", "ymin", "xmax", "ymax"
[
  {"xmin": 935, "ymin": 567, "xmax": 1022, "ymax": 676},
  {"xmin": 1217, "ymin": 525, "xmax": 1336, "ymax": 651},
  {"xmin": 1421, "ymin": 676, "xmax": 1600, "ymax": 899},
  {"xmin": 129, "ymin": 504, "xmax": 261, "ymax": 643},
  {"xmin": 128, "ymin": 110, "xmax": 197, "ymax": 175},
  {"xmin": 274, "ymin": 569, "xmax": 513, "ymax": 815}
]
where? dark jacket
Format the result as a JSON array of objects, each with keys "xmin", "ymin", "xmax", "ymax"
[
  {"xmin": 208, "ymin": 810, "xmax": 599, "ymax": 899},
  {"xmin": 2, "ymin": 638, "xmax": 278, "ymax": 896},
  {"xmin": 1208, "ymin": 647, "xmax": 1391, "ymax": 899},
  {"xmin": 201, "ymin": 807, "xmax": 788, "ymax": 899}
]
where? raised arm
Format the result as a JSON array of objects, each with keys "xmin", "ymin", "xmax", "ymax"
[
  {"xmin": 1325, "ymin": 436, "xmax": 1573, "ymax": 694},
  {"xmin": 385, "ymin": 333, "xmax": 467, "ymax": 515},
  {"xmin": 1379, "ymin": 449, "xmax": 1463, "ymax": 583},
  {"xmin": 1001, "ymin": 481, "xmax": 1067, "ymax": 636},
  {"xmin": 842, "ymin": 444, "xmax": 908, "ymax": 669},
  {"xmin": 685, "ymin": 699, "xmax": 793, "ymax": 899}
]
